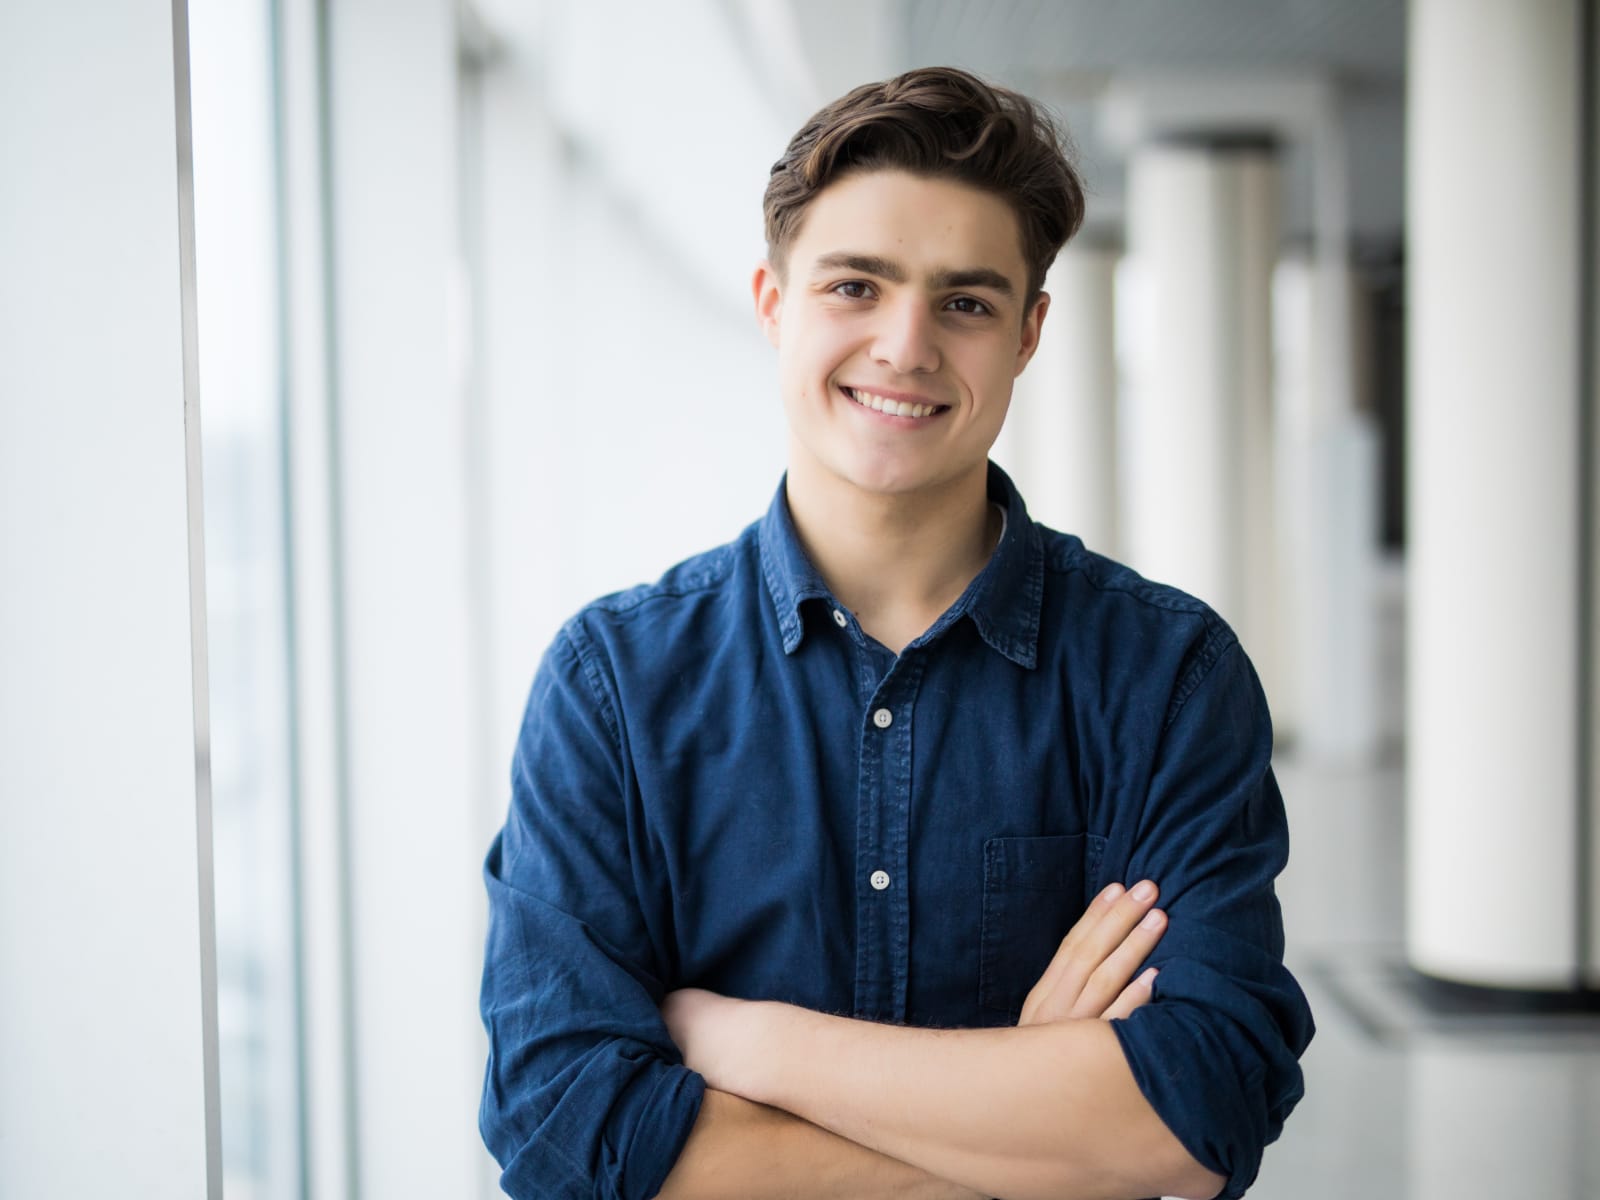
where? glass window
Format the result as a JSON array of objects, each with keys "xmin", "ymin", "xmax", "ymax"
[{"xmin": 189, "ymin": 2, "xmax": 303, "ymax": 1196}]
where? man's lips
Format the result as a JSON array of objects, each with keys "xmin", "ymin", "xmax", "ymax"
[{"xmin": 840, "ymin": 385, "xmax": 950, "ymax": 420}]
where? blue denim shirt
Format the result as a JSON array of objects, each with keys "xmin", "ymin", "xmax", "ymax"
[{"xmin": 480, "ymin": 464, "xmax": 1313, "ymax": 1200}]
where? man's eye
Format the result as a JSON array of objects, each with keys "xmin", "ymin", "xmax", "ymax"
[
  {"xmin": 832, "ymin": 280, "xmax": 873, "ymax": 299},
  {"xmin": 947, "ymin": 296, "xmax": 991, "ymax": 316}
]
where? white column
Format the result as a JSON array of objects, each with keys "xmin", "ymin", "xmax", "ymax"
[
  {"xmin": 1274, "ymin": 253, "xmax": 1382, "ymax": 761},
  {"xmin": 1122, "ymin": 141, "xmax": 1281, "ymax": 696},
  {"xmin": 1006, "ymin": 243, "xmax": 1119, "ymax": 553},
  {"xmin": 0, "ymin": 3, "xmax": 219, "ymax": 1197},
  {"xmin": 1407, "ymin": 0, "xmax": 1588, "ymax": 988}
]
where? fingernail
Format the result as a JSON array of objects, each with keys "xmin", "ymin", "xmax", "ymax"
[
  {"xmin": 1140, "ymin": 908, "xmax": 1165, "ymax": 930},
  {"xmin": 1138, "ymin": 967, "xmax": 1158, "ymax": 988},
  {"xmin": 1101, "ymin": 883, "xmax": 1124, "ymax": 903},
  {"xmin": 1131, "ymin": 880, "xmax": 1157, "ymax": 902}
]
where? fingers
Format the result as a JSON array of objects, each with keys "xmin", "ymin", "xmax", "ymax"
[
  {"xmin": 1102, "ymin": 966, "xmax": 1159, "ymax": 1020},
  {"xmin": 1068, "ymin": 900, "xmax": 1166, "ymax": 1019},
  {"xmin": 1019, "ymin": 881, "xmax": 1132, "ymax": 1023},
  {"xmin": 1018, "ymin": 880, "xmax": 1166, "ymax": 1026}
]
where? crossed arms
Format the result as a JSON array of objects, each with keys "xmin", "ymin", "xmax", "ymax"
[
  {"xmin": 479, "ymin": 623, "xmax": 1312, "ymax": 1200},
  {"xmin": 654, "ymin": 880, "xmax": 1225, "ymax": 1200}
]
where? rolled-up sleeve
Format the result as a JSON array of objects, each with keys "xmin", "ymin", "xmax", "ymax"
[
  {"xmin": 1110, "ymin": 631, "xmax": 1315, "ymax": 1199},
  {"xmin": 480, "ymin": 623, "xmax": 705, "ymax": 1200}
]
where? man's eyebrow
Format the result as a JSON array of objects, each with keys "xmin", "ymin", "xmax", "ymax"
[
  {"xmin": 811, "ymin": 252, "xmax": 907, "ymax": 283},
  {"xmin": 810, "ymin": 253, "xmax": 1017, "ymax": 299},
  {"xmin": 929, "ymin": 267, "xmax": 1016, "ymax": 297}
]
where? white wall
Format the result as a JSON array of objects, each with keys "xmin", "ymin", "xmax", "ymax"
[
  {"xmin": 0, "ymin": 2, "xmax": 219, "ymax": 1197},
  {"xmin": 474, "ymin": 2, "xmax": 789, "ymax": 747},
  {"xmin": 323, "ymin": 0, "xmax": 487, "ymax": 1192}
]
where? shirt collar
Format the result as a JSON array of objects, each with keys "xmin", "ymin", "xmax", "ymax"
[
  {"xmin": 757, "ymin": 461, "xmax": 1044, "ymax": 668},
  {"xmin": 961, "ymin": 461, "xmax": 1044, "ymax": 668}
]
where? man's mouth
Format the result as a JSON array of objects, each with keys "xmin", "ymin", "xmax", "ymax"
[{"xmin": 841, "ymin": 386, "xmax": 948, "ymax": 420}]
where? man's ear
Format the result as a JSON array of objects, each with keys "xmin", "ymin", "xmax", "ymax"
[
  {"xmin": 752, "ymin": 260, "xmax": 784, "ymax": 348},
  {"xmin": 1014, "ymin": 291, "xmax": 1050, "ymax": 377}
]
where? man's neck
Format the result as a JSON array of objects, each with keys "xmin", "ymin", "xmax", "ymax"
[{"xmin": 785, "ymin": 455, "xmax": 1001, "ymax": 655}]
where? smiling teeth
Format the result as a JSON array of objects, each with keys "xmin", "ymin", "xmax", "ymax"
[{"xmin": 850, "ymin": 389, "xmax": 938, "ymax": 418}]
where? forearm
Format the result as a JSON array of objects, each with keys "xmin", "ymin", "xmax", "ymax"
[
  {"xmin": 653, "ymin": 1089, "xmax": 982, "ymax": 1200},
  {"xmin": 718, "ymin": 1005, "xmax": 1223, "ymax": 1200}
]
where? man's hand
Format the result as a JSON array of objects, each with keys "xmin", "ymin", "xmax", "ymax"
[{"xmin": 1018, "ymin": 879, "xmax": 1165, "ymax": 1025}]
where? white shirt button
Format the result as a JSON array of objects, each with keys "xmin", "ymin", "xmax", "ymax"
[
  {"xmin": 872, "ymin": 707, "xmax": 893, "ymax": 729},
  {"xmin": 832, "ymin": 608, "xmax": 848, "ymax": 628},
  {"xmin": 870, "ymin": 870, "xmax": 891, "ymax": 891}
]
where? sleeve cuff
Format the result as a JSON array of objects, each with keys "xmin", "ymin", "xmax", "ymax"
[{"xmin": 1111, "ymin": 955, "xmax": 1309, "ymax": 1199}]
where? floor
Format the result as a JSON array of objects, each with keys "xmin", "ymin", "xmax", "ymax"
[{"xmin": 1251, "ymin": 754, "xmax": 1600, "ymax": 1199}]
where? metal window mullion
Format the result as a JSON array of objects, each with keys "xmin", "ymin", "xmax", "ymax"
[{"xmin": 170, "ymin": 0, "xmax": 225, "ymax": 1195}]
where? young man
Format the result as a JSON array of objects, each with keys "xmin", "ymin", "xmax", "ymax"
[{"xmin": 480, "ymin": 67, "xmax": 1312, "ymax": 1200}]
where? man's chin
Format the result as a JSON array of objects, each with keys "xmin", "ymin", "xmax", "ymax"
[{"xmin": 825, "ymin": 460, "xmax": 974, "ymax": 505}]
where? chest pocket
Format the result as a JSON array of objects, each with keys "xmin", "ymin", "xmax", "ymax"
[{"xmin": 978, "ymin": 833, "xmax": 1107, "ymax": 1018}]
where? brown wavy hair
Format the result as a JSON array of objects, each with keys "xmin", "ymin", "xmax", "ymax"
[{"xmin": 763, "ymin": 66, "xmax": 1085, "ymax": 304}]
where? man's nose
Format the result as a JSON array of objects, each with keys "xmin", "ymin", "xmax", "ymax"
[{"xmin": 870, "ymin": 298, "xmax": 940, "ymax": 374}]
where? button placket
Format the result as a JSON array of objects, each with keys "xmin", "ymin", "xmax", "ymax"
[{"xmin": 851, "ymin": 650, "xmax": 924, "ymax": 1023}]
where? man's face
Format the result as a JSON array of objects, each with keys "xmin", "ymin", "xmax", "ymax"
[{"xmin": 754, "ymin": 169, "xmax": 1047, "ymax": 503}]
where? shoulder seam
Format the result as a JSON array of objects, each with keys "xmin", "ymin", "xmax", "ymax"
[
  {"xmin": 1162, "ymin": 620, "xmax": 1240, "ymax": 732},
  {"xmin": 559, "ymin": 618, "xmax": 624, "ymax": 748},
  {"xmin": 1042, "ymin": 545, "xmax": 1211, "ymax": 619},
  {"xmin": 585, "ymin": 542, "xmax": 741, "ymax": 619}
]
